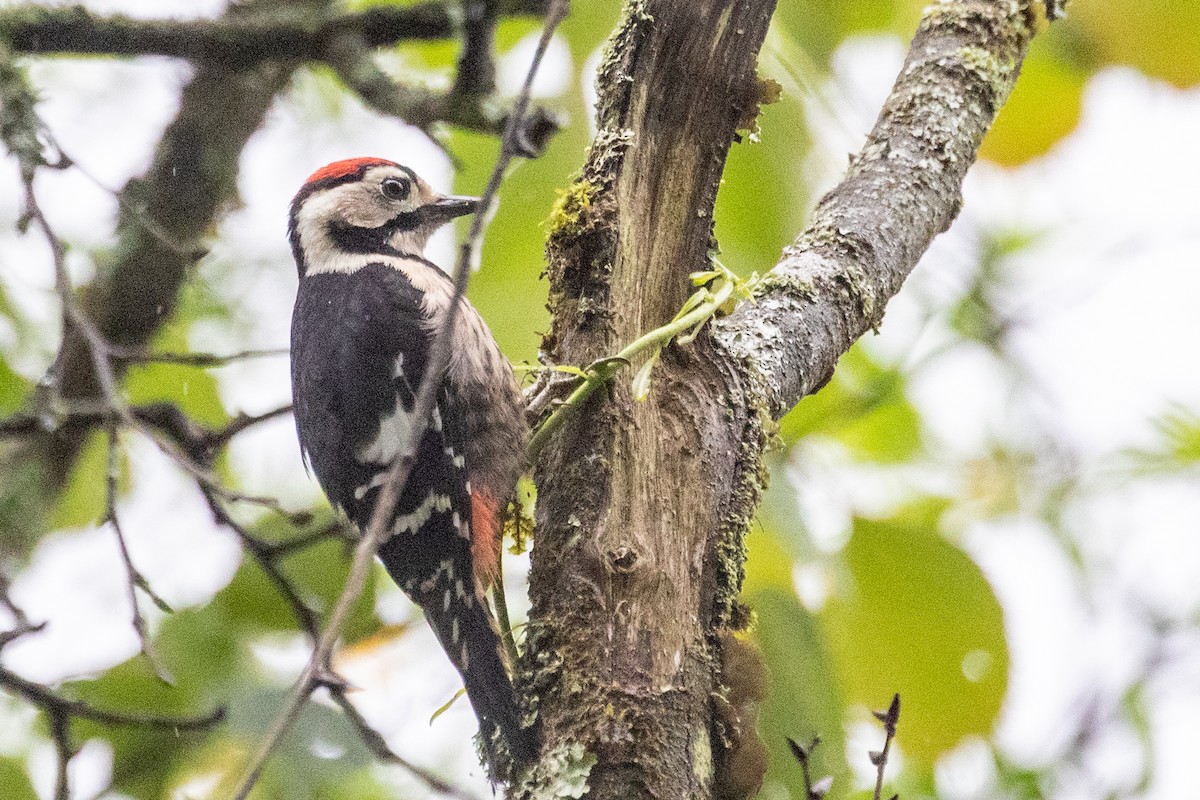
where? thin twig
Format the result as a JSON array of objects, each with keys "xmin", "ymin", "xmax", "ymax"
[
  {"xmin": 0, "ymin": 576, "xmax": 44, "ymax": 649},
  {"xmin": 120, "ymin": 410, "xmax": 308, "ymax": 521},
  {"xmin": 0, "ymin": 401, "xmax": 291, "ymax": 450},
  {"xmin": 786, "ymin": 736, "xmax": 832, "ymax": 800},
  {"xmin": 199, "ymin": 487, "xmax": 322, "ymax": 641},
  {"xmin": 870, "ymin": 693, "xmax": 901, "ymax": 800},
  {"xmin": 111, "ymin": 346, "xmax": 289, "ymax": 367},
  {"xmin": 262, "ymin": 519, "xmax": 355, "ymax": 559},
  {"xmin": 228, "ymin": 3, "xmax": 569, "ymax": 796},
  {"xmin": 205, "ymin": 405, "xmax": 294, "ymax": 450},
  {"xmin": 104, "ymin": 418, "xmax": 174, "ymax": 684},
  {"xmin": 35, "ymin": 134, "xmax": 202, "ymax": 258},
  {"xmin": 526, "ymin": 275, "xmax": 736, "ymax": 459},
  {"xmin": 326, "ymin": 685, "xmax": 480, "ymax": 800},
  {"xmin": 23, "ymin": 161, "xmax": 181, "ymax": 681},
  {"xmin": 20, "ymin": 178, "xmax": 122, "ymax": 412},
  {"xmin": 49, "ymin": 711, "xmax": 72, "ymax": 800},
  {"xmin": 0, "ymin": 666, "xmax": 226, "ymax": 729}
]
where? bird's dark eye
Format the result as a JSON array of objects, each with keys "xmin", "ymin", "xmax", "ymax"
[{"xmin": 380, "ymin": 177, "xmax": 410, "ymax": 201}]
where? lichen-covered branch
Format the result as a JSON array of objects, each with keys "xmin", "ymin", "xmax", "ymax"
[{"xmin": 713, "ymin": 0, "xmax": 1041, "ymax": 419}]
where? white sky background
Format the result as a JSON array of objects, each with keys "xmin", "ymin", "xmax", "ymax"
[{"xmin": 0, "ymin": 4, "xmax": 1198, "ymax": 800}]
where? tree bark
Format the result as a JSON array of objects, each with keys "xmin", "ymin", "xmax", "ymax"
[
  {"xmin": 521, "ymin": 2, "xmax": 776, "ymax": 798},
  {"xmin": 523, "ymin": 0, "xmax": 1042, "ymax": 797}
]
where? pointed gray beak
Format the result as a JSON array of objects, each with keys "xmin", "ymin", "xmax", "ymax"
[{"xmin": 422, "ymin": 195, "xmax": 480, "ymax": 226}]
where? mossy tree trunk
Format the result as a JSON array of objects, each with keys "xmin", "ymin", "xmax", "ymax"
[
  {"xmin": 519, "ymin": 2, "xmax": 776, "ymax": 797},
  {"xmin": 519, "ymin": 1, "xmax": 1042, "ymax": 798}
]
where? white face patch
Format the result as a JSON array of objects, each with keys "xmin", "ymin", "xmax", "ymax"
[{"xmin": 295, "ymin": 164, "xmax": 446, "ymax": 276}]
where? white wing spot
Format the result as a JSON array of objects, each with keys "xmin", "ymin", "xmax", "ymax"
[
  {"xmin": 443, "ymin": 589, "xmax": 451, "ymax": 612},
  {"xmin": 451, "ymin": 617, "xmax": 460, "ymax": 644},
  {"xmin": 443, "ymin": 445, "xmax": 466, "ymax": 469},
  {"xmin": 389, "ymin": 493, "xmax": 453, "ymax": 536}
]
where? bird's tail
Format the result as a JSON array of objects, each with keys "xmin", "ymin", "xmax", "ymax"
[{"xmin": 418, "ymin": 582, "xmax": 539, "ymax": 773}]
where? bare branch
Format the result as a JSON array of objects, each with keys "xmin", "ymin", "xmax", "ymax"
[
  {"xmin": 199, "ymin": 487, "xmax": 322, "ymax": 641},
  {"xmin": 452, "ymin": 0, "xmax": 500, "ymax": 98},
  {"xmin": 0, "ymin": 1, "xmax": 544, "ymax": 64},
  {"xmin": 0, "ymin": 575, "xmax": 44, "ymax": 649},
  {"xmin": 1, "ymin": 655, "xmax": 224, "ymax": 800},
  {"xmin": 0, "ymin": 665, "xmax": 225, "ymax": 729},
  {"xmin": 262, "ymin": 519, "xmax": 355, "ymax": 559},
  {"xmin": 104, "ymin": 419, "xmax": 174, "ymax": 684},
  {"xmin": 49, "ymin": 711, "xmax": 71, "ymax": 800},
  {"xmin": 786, "ymin": 737, "xmax": 830, "ymax": 800},
  {"xmin": 204, "ymin": 405, "xmax": 294, "ymax": 450},
  {"xmin": 111, "ymin": 347, "xmax": 289, "ymax": 368},
  {"xmin": 322, "ymin": 28, "xmax": 561, "ymax": 147},
  {"xmin": 326, "ymin": 685, "xmax": 482, "ymax": 800},
  {"xmin": 870, "ymin": 694, "xmax": 901, "ymax": 800}
]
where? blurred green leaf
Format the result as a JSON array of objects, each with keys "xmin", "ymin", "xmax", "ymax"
[
  {"xmin": 0, "ymin": 757, "xmax": 37, "ymax": 800},
  {"xmin": 1126, "ymin": 404, "xmax": 1200, "ymax": 473},
  {"xmin": 820, "ymin": 502, "xmax": 1009, "ymax": 763},
  {"xmin": 715, "ymin": 92, "xmax": 809, "ymax": 274},
  {"xmin": 1069, "ymin": 0, "xmax": 1200, "ymax": 87},
  {"xmin": 68, "ymin": 612, "xmax": 233, "ymax": 797},
  {"xmin": 48, "ymin": 430, "xmax": 108, "ymax": 530},
  {"xmin": 0, "ymin": 357, "xmax": 28, "ymax": 414},
  {"xmin": 779, "ymin": 347, "xmax": 921, "ymax": 462},
  {"xmin": 125, "ymin": 358, "xmax": 228, "ymax": 431},
  {"xmin": 979, "ymin": 37, "xmax": 1087, "ymax": 166},
  {"xmin": 750, "ymin": 587, "xmax": 852, "ymax": 800}
]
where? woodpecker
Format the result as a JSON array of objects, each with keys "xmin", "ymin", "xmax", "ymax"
[{"xmin": 286, "ymin": 157, "xmax": 535, "ymax": 770}]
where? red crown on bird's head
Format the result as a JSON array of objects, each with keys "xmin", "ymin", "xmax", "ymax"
[{"xmin": 303, "ymin": 157, "xmax": 399, "ymax": 187}]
